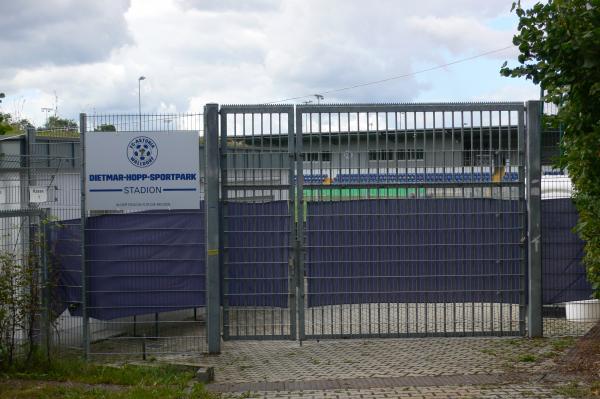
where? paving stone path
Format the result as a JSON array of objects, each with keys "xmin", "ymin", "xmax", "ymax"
[{"xmin": 202, "ymin": 337, "xmax": 573, "ymax": 398}]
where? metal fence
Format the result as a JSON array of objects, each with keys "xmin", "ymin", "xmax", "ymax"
[
  {"xmin": 0, "ymin": 116, "xmax": 207, "ymax": 361},
  {"xmin": 78, "ymin": 114, "xmax": 206, "ymax": 360},
  {"xmin": 0, "ymin": 128, "xmax": 80, "ymax": 357},
  {"xmin": 295, "ymin": 103, "xmax": 528, "ymax": 339},
  {"xmin": 1, "ymin": 101, "xmax": 595, "ymax": 362},
  {"xmin": 209, "ymin": 102, "xmax": 532, "ymax": 343},
  {"xmin": 219, "ymin": 105, "xmax": 296, "ymax": 340}
]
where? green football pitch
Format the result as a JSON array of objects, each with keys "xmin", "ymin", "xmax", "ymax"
[{"xmin": 302, "ymin": 187, "xmax": 426, "ymax": 200}]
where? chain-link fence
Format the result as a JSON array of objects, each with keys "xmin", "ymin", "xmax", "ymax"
[{"xmin": 77, "ymin": 114, "xmax": 206, "ymax": 361}]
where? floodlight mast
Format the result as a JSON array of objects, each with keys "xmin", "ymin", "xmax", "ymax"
[{"xmin": 138, "ymin": 76, "xmax": 146, "ymax": 129}]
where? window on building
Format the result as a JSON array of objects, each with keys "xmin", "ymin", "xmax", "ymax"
[
  {"xmin": 304, "ymin": 152, "xmax": 319, "ymax": 161},
  {"xmin": 303, "ymin": 152, "xmax": 330, "ymax": 162},
  {"xmin": 369, "ymin": 150, "xmax": 395, "ymax": 161},
  {"xmin": 397, "ymin": 149, "xmax": 424, "ymax": 160}
]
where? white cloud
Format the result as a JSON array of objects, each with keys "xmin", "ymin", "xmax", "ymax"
[
  {"xmin": 406, "ymin": 16, "xmax": 517, "ymax": 58},
  {"xmin": 0, "ymin": 0, "xmax": 531, "ymax": 127},
  {"xmin": 0, "ymin": 0, "xmax": 132, "ymax": 68},
  {"xmin": 473, "ymin": 83, "xmax": 541, "ymax": 102}
]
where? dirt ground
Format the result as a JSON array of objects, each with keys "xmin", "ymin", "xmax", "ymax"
[{"xmin": 557, "ymin": 321, "xmax": 600, "ymax": 385}]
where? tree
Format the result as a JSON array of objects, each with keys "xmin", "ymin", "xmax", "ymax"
[
  {"xmin": 0, "ymin": 112, "xmax": 31, "ymax": 135},
  {"xmin": 45, "ymin": 116, "xmax": 77, "ymax": 130},
  {"xmin": 501, "ymin": 0, "xmax": 600, "ymax": 297},
  {"xmin": 94, "ymin": 124, "xmax": 116, "ymax": 132},
  {"xmin": 0, "ymin": 113, "xmax": 13, "ymax": 135}
]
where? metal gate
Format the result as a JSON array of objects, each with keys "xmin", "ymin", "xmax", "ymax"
[
  {"xmin": 296, "ymin": 103, "xmax": 526, "ymax": 339},
  {"xmin": 220, "ymin": 102, "xmax": 528, "ymax": 341},
  {"xmin": 220, "ymin": 105, "xmax": 297, "ymax": 339}
]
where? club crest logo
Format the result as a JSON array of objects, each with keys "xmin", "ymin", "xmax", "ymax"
[{"xmin": 127, "ymin": 136, "xmax": 158, "ymax": 168}]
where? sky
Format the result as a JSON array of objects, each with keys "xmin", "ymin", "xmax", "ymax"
[{"xmin": 0, "ymin": 0, "xmax": 540, "ymax": 127}]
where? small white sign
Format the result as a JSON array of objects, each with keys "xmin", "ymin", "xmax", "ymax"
[
  {"xmin": 29, "ymin": 186, "xmax": 48, "ymax": 203},
  {"xmin": 85, "ymin": 131, "xmax": 201, "ymax": 211}
]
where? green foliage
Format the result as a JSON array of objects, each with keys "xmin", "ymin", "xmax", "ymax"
[
  {"xmin": 94, "ymin": 124, "xmax": 116, "ymax": 132},
  {"xmin": 0, "ymin": 112, "xmax": 20, "ymax": 135},
  {"xmin": 502, "ymin": 0, "xmax": 600, "ymax": 298},
  {"xmin": 45, "ymin": 116, "xmax": 78, "ymax": 130},
  {"xmin": 0, "ymin": 252, "xmax": 41, "ymax": 367},
  {"xmin": 0, "ymin": 251, "xmax": 42, "ymax": 366},
  {"xmin": 0, "ymin": 218, "xmax": 59, "ymax": 369}
]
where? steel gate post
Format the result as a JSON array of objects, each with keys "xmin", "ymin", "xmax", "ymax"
[
  {"xmin": 204, "ymin": 103, "xmax": 221, "ymax": 353},
  {"xmin": 526, "ymin": 100, "xmax": 543, "ymax": 337},
  {"xmin": 79, "ymin": 113, "xmax": 90, "ymax": 358}
]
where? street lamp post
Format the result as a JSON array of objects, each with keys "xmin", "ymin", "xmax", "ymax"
[{"xmin": 138, "ymin": 76, "xmax": 146, "ymax": 129}]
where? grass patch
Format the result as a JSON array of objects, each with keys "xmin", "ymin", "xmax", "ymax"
[
  {"xmin": 518, "ymin": 354, "xmax": 537, "ymax": 362},
  {"xmin": 0, "ymin": 354, "xmax": 218, "ymax": 399},
  {"xmin": 0, "ymin": 381, "xmax": 218, "ymax": 399},
  {"xmin": 550, "ymin": 337, "xmax": 576, "ymax": 352},
  {"xmin": 3, "ymin": 356, "xmax": 195, "ymax": 387},
  {"xmin": 554, "ymin": 382, "xmax": 591, "ymax": 398}
]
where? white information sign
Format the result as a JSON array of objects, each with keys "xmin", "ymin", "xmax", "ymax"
[
  {"xmin": 29, "ymin": 186, "xmax": 48, "ymax": 203},
  {"xmin": 85, "ymin": 131, "xmax": 200, "ymax": 210}
]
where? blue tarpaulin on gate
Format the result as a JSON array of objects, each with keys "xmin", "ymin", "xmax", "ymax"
[
  {"xmin": 305, "ymin": 198, "xmax": 523, "ymax": 307},
  {"xmin": 48, "ymin": 198, "xmax": 590, "ymax": 320},
  {"xmin": 223, "ymin": 201, "xmax": 290, "ymax": 308}
]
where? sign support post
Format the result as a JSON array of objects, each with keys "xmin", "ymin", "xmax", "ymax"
[{"xmin": 79, "ymin": 113, "xmax": 90, "ymax": 358}]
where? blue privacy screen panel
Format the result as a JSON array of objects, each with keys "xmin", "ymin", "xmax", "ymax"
[
  {"xmin": 49, "ymin": 209, "xmax": 205, "ymax": 320},
  {"xmin": 48, "ymin": 199, "xmax": 589, "ymax": 319},
  {"xmin": 224, "ymin": 201, "xmax": 290, "ymax": 308},
  {"xmin": 541, "ymin": 198, "xmax": 592, "ymax": 304},
  {"xmin": 305, "ymin": 198, "xmax": 523, "ymax": 307}
]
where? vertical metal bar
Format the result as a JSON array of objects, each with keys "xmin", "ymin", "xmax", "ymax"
[
  {"xmin": 526, "ymin": 100, "xmax": 542, "ymax": 338},
  {"xmin": 517, "ymin": 107, "xmax": 527, "ymax": 336},
  {"xmin": 296, "ymin": 108, "xmax": 305, "ymax": 341},
  {"xmin": 204, "ymin": 103, "xmax": 221, "ymax": 353},
  {"xmin": 22, "ymin": 128, "xmax": 34, "ymax": 305},
  {"xmin": 79, "ymin": 113, "xmax": 89, "ymax": 359},
  {"xmin": 288, "ymin": 109, "xmax": 297, "ymax": 340},
  {"xmin": 41, "ymin": 209, "xmax": 50, "ymax": 359},
  {"xmin": 219, "ymin": 110, "xmax": 229, "ymax": 341}
]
